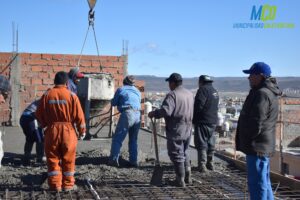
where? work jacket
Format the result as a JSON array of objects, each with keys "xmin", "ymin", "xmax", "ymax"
[
  {"xmin": 236, "ymin": 78, "xmax": 281, "ymax": 155},
  {"xmin": 35, "ymin": 85, "xmax": 86, "ymax": 136},
  {"xmin": 153, "ymin": 85, "xmax": 194, "ymax": 141},
  {"xmin": 111, "ymin": 85, "xmax": 141, "ymax": 113},
  {"xmin": 193, "ymin": 83, "xmax": 219, "ymax": 125}
]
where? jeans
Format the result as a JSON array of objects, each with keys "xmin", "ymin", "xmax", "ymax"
[
  {"xmin": 246, "ymin": 155, "xmax": 274, "ymax": 200},
  {"xmin": 110, "ymin": 110, "xmax": 141, "ymax": 164}
]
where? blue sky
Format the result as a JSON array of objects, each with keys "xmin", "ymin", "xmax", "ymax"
[{"xmin": 1, "ymin": 0, "xmax": 299, "ymax": 77}]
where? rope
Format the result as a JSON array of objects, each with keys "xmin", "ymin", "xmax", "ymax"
[{"xmin": 77, "ymin": 25, "xmax": 90, "ymax": 67}]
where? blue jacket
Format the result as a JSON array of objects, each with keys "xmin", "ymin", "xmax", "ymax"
[
  {"xmin": 67, "ymin": 79, "xmax": 77, "ymax": 94},
  {"xmin": 111, "ymin": 85, "xmax": 141, "ymax": 113}
]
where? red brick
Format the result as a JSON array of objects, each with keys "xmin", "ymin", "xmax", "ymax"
[
  {"xmin": 37, "ymin": 85, "xmax": 50, "ymax": 91},
  {"xmin": 79, "ymin": 61, "xmax": 92, "ymax": 67},
  {"xmin": 21, "ymin": 78, "xmax": 31, "ymax": 86},
  {"xmin": 21, "ymin": 53, "xmax": 30, "ymax": 59},
  {"xmin": 32, "ymin": 66, "xmax": 43, "ymax": 72},
  {"xmin": 39, "ymin": 72, "xmax": 49, "ymax": 79},
  {"xmin": 42, "ymin": 54, "xmax": 52, "ymax": 60},
  {"xmin": 69, "ymin": 60, "xmax": 78, "ymax": 66},
  {"xmin": 49, "ymin": 73, "xmax": 56, "ymax": 79},
  {"xmin": 31, "ymin": 79, "xmax": 42, "ymax": 85},
  {"xmin": 47, "ymin": 60, "xmax": 59, "ymax": 66},
  {"xmin": 113, "ymin": 61, "xmax": 125, "ymax": 68},
  {"xmin": 92, "ymin": 61, "xmax": 101, "ymax": 67},
  {"xmin": 64, "ymin": 55, "xmax": 79, "ymax": 60},
  {"xmin": 43, "ymin": 66, "xmax": 53, "ymax": 72},
  {"xmin": 30, "ymin": 53, "xmax": 42, "ymax": 59},
  {"xmin": 43, "ymin": 79, "xmax": 53, "ymax": 85},
  {"xmin": 27, "ymin": 59, "xmax": 48, "ymax": 65},
  {"xmin": 58, "ymin": 60, "xmax": 69, "ymax": 66},
  {"xmin": 81, "ymin": 55, "xmax": 99, "ymax": 61},
  {"xmin": 52, "ymin": 54, "xmax": 64, "ymax": 60},
  {"xmin": 53, "ymin": 66, "xmax": 65, "ymax": 72}
]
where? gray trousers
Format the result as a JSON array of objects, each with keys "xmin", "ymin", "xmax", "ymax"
[
  {"xmin": 167, "ymin": 136, "xmax": 191, "ymax": 166},
  {"xmin": 194, "ymin": 124, "xmax": 216, "ymax": 164}
]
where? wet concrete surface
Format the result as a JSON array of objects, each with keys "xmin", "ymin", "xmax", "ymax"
[{"xmin": 0, "ymin": 126, "xmax": 229, "ymax": 188}]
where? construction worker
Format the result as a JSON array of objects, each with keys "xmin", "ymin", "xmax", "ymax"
[
  {"xmin": 193, "ymin": 75, "xmax": 219, "ymax": 172},
  {"xmin": 67, "ymin": 67, "xmax": 85, "ymax": 94},
  {"xmin": 148, "ymin": 73, "xmax": 194, "ymax": 187},
  {"xmin": 236, "ymin": 62, "xmax": 281, "ymax": 200},
  {"xmin": 0, "ymin": 75, "xmax": 11, "ymax": 105},
  {"xmin": 19, "ymin": 99, "xmax": 44, "ymax": 164},
  {"xmin": 35, "ymin": 71, "xmax": 86, "ymax": 191},
  {"xmin": 108, "ymin": 75, "xmax": 141, "ymax": 167}
]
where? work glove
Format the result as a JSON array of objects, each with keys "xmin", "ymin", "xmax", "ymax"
[{"xmin": 79, "ymin": 133, "xmax": 86, "ymax": 140}]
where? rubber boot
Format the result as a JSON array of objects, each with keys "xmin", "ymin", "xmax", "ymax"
[
  {"xmin": 184, "ymin": 160, "xmax": 192, "ymax": 184},
  {"xmin": 23, "ymin": 141, "xmax": 33, "ymax": 165},
  {"xmin": 171, "ymin": 162, "xmax": 186, "ymax": 187},
  {"xmin": 36, "ymin": 142, "xmax": 44, "ymax": 163},
  {"xmin": 198, "ymin": 150, "xmax": 207, "ymax": 173},
  {"xmin": 206, "ymin": 151, "xmax": 214, "ymax": 171}
]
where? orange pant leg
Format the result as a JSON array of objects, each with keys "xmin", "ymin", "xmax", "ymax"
[
  {"xmin": 44, "ymin": 125, "xmax": 63, "ymax": 190},
  {"xmin": 61, "ymin": 124, "xmax": 78, "ymax": 189}
]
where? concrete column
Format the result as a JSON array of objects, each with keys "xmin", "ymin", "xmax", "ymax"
[{"xmin": 9, "ymin": 53, "xmax": 21, "ymax": 126}]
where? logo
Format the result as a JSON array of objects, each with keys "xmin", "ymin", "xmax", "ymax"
[
  {"xmin": 233, "ymin": 4, "xmax": 295, "ymax": 29},
  {"xmin": 250, "ymin": 5, "xmax": 276, "ymax": 21}
]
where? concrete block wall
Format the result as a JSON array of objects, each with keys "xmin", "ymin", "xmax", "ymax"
[
  {"xmin": 0, "ymin": 52, "xmax": 145, "ymax": 126},
  {"xmin": 277, "ymin": 98, "xmax": 300, "ymax": 148}
]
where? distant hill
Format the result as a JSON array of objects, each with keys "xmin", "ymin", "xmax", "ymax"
[{"xmin": 135, "ymin": 75, "xmax": 300, "ymax": 93}]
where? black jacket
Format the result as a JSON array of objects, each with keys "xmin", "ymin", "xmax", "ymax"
[
  {"xmin": 193, "ymin": 83, "xmax": 219, "ymax": 125},
  {"xmin": 236, "ymin": 78, "xmax": 281, "ymax": 155}
]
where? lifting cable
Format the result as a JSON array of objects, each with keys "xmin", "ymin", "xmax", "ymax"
[{"xmin": 77, "ymin": 0, "xmax": 102, "ymax": 71}]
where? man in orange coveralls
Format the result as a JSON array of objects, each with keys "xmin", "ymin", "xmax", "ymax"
[{"xmin": 35, "ymin": 71, "xmax": 86, "ymax": 191}]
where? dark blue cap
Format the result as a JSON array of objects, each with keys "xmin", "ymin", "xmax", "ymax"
[
  {"xmin": 243, "ymin": 62, "xmax": 271, "ymax": 77},
  {"xmin": 165, "ymin": 73, "xmax": 182, "ymax": 82}
]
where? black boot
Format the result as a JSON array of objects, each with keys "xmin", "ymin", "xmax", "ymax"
[
  {"xmin": 36, "ymin": 142, "xmax": 44, "ymax": 163},
  {"xmin": 23, "ymin": 141, "xmax": 33, "ymax": 165},
  {"xmin": 171, "ymin": 162, "xmax": 186, "ymax": 187},
  {"xmin": 184, "ymin": 159, "xmax": 192, "ymax": 184},
  {"xmin": 206, "ymin": 151, "xmax": 214, "ymax": 171},
  {"xmin": 198, "ymin": 150, "xmax": 207, "ymax": 173}
]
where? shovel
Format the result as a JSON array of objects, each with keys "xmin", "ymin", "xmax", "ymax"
[{"xmin": 150, "ymin": 118, "xmax": 164, "ymax": 186}]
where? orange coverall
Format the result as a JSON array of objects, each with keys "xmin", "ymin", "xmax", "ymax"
[{"xmin": 35, "ymin": 85, "xmax": 86, "ymax": 190}]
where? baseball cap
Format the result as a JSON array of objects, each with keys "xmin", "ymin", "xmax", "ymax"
[
  {"xmin": 123, "ymin": 75, "xmax": 135, "ymax": 86},
  {"xmin": 243, "ymin": 62, "xmax": 271, "ymax": 77},
  {"xmin": 165, "ymin": 73, "xmax": 182, "ymax": 82},
  {"xmin": 199, "ymin": 75, "xmax": 213, "ymax": 82}
]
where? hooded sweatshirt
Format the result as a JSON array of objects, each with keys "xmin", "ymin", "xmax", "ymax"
[{"xmin": 236, "ymin": 77, "xmax": 281, "ymax": 155}]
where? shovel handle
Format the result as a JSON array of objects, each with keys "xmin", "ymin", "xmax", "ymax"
[{"xmin": 151, "ymin": 118, "xmax": 160, "ymax": 164}]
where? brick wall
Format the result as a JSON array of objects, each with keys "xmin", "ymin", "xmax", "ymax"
[{"xmin": 0, "ymin": 52, "xmax": 144, "ymax": 126}]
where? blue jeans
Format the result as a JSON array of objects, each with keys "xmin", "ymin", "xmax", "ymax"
[
  {"xmin": 246, "ymin": 155, "xmax": 274, "ymax": 200},
  {"xmin": 110, "ymin": 110, "xmax": 141, "ymax": 164}
]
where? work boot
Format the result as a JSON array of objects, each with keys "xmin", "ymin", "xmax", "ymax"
[
  {"xmin": 198, "ymin": 150, "xmax": 207, "ymax": 173},
  {"xmin": 23, "ymin": 141, "xmax": 33, "ymax": 165},
  {"xmin": 170, "ymin": 162, "xmax": 186, "ymax": 187},
  {"xmin": 184, "ymin": 159, "xmax": 192, "ymax": 184},
  {"xmin": 63, "ymin": 184, "xmax": 78, "ymax": 191},
  {"xmin": 206, "ymin": 151, "xmax": 214, "ymax": 171},
  {"xmin": 185, "ymin": 166, "xmax": 192, "ymax": 184},
  {"xmin": 107, "ymin": 159, "xmax": 119, "ymax": 167},
  {"xmin": 36, "ymin": 142, "xmax": 44, "ymax": 161},
  {"xmin": 199, "ymin": 163, "xmax": 207, "ymax": 173}
]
